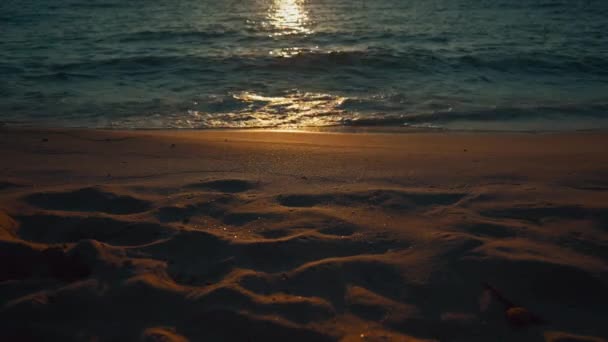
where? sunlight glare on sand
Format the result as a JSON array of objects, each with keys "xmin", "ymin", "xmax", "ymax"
[{"xmin": 268, "ymin": 0, "xmax": 311, "ymax": 36}]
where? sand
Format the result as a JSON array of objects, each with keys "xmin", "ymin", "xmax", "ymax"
[{"xmin": 0, "ymin": 127, "xmax": 607, "ymax": 341}]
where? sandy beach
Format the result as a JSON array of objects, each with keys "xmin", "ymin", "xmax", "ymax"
[{"xmin": 1, "ymin": 128, "xmax": 607, "ymax": 341}]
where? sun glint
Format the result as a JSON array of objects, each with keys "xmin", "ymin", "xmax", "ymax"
[{"xmin": 268, "ymin": 0, "xmax": 310, "ymax": 36}]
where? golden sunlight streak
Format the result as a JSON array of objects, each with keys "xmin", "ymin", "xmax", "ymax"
[{"xmin": 268, "ymin": 0, "xmax": 311, "ymax": 36}]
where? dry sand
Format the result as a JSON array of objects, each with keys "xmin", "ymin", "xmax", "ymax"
[{"xmin": 1, "ymin": 128, "xmax": 607, "ymax": 341}]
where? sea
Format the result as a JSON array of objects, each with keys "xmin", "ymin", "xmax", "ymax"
[{"xmin": 1, "ymin": 0, "xmax": 607, "ymax": 130}]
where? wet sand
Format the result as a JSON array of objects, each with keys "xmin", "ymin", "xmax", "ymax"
[{"xmin": 1, "ymin": 128, "xmax": 607, "ymax": 341}]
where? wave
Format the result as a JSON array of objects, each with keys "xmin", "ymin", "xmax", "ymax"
[
  {"xmin": 65, "ymin": 1, "xmax": 124, "ymax": 9},
  {"xmin": 105, "ymin": 26, "xmax": 455, "ymax": 47},
  {"xmin": 0, "ymin": 63, "xmax": 23, "ymax": 75},
  {"xmin": 407, "ymin": 103, "xmax": 608, "ymax": 122},
  {"xmin": 114, "ymin": 28, "xmax": 242, "ymax": 43},
  {"xmin": 3, "ymin": 88, "xmax": 608, "ymax": 130},
  {"xmin": 95, "ymin": 91, "xmax": 608, "ymax": 130},
  {"xmin": 23, "ymin": 72, "xmax": 99, "ymax": 81},
  {"xmin": 455, "ymin": 53, "xmax": 608, "ymax": 75},
  {"xmin": 44, "ymin": 48, "xmax": 608, "ymax": 78},
  {"xmin": 343, "ymin": 103, "xmax": 608, "ymax": 127}
]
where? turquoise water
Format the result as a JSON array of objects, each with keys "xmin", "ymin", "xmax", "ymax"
[{"xmin": 1, "ymin": 0, "xmax": 607, "ymax": 130}]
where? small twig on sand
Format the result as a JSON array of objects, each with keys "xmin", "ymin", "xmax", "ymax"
[{"xmin": 482, "ymin": 282, "xmax": 545, "ymax": 328}]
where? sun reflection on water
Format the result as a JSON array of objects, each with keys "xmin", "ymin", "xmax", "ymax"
[
  {"xmin": 229, "ymin": 91, "xmax": 347, "ymax": 128},
  {"xmin": 268, "ymin": 0, "xmax": 311, "ymax": 36}
]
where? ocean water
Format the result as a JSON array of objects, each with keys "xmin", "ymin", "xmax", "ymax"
[{"xmin": 1, "ymin": 0, "xmax": 607, "ymax": 130}]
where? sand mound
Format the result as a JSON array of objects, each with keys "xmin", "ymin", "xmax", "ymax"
[
  {"xmin": 142, "ymin": 327, "xmax": 189, "ymax": 342},
  {"xmin": 545, "ymin": 331, "xmax": 607, "ymax": 342},
  {"xmin": 482, "ymin": 205, "xmax": 608, "ymax": 227},
  {"xmin": 186, "ymin": 179, "xmax": 257, "ymax": 193},
  {"xmin": 25, "ymin": 187, "xmax": 152, "ymax": 214},
  {"xmin": 0, "ymin": 181, "xmax": 24, "ymax": 191},
  {"xmin": 17, "ymin": 214, "xmax": 173, "ymax": 246},
  {"xmin": 277, "ymin": 190, "xmax": 465, "ymax": 211}
]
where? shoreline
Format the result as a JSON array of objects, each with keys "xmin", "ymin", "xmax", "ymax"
[{"xmin": 4, "ymin": 122, "xmax": 608, "ymax": 135}]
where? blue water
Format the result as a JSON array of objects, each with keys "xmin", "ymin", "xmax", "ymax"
[{"xmin": 1, "ymin": 0, "xmax": 607, "ymax": 130}]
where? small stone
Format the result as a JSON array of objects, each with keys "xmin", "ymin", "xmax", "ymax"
[{"xmin": 506, "ymin": 306, "xmax": 542, "ymax": 327}]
